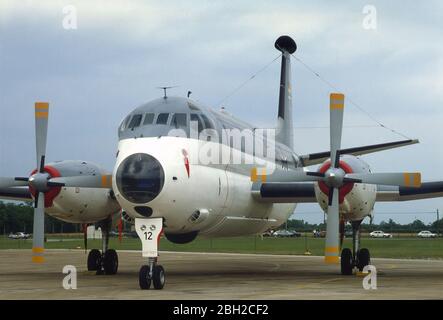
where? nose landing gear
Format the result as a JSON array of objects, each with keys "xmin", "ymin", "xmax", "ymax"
[
  {"xmin": 340, "ymin": 219, "xmax": 371, "ymax": 275},
  {"xmin": 135, "ymin": 217, "xmax": 165, "ymax": 290},
  {"xmin": 139, "ymin": 257, "xmax": 165, "ymax": 290}
]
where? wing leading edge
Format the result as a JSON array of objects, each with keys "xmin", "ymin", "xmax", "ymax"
[{"xmin": 300, "ymin": 139, "xmax": 418, "ymax": 167}]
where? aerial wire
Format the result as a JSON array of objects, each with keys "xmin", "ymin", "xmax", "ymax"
[
  {"xmin": 216, "ymin": 53, "xmax": 282, "ymax": 107},
  {"xmin": 214, "ymin": 50, "xmax": 412, "ymax": 140},
  {"xmin": 291, "ymin": 53, "xmax": 412, "ymax": 140}
]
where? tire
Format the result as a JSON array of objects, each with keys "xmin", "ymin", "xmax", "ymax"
[
  {"xmin": 139, "ymin": 265, "xmax": 151, "ymax": 290},
  {"xmin": 357, "ymin": 248, "xmax": 370, "ymax": 271},
  {"xmin": 87, "ymin": 249, "xmax": 102, "ymax": 271},
  {"xmin": 341, "ymin": 248, "xmax": 353, "ymax": 275},
  {"xmin": 103, "ymin": 249, "xmax": 118, "ymax": 275},
  {"xmin": 153, "ymin": 265, "xmax": 165, "ymax": 290}
]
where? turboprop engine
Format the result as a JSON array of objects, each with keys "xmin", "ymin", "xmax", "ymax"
[
  {"xmin": 313, "ymin": 155, "xmax": 377, "ymax": 222},
  {"xmin": 34, "ymin": 160, "xmax": 121, "ymax": 224}
]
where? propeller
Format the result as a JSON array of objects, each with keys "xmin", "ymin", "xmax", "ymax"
[
  {"xmin": 0, "ymin": 102, "xmax": 113, "ymax": 263},
  {"xmin": 251, "ymin": 92, "xmax": 421, "ymax": 263},
  {"xmin": 317, "ymin": 93, "xmax": 421, "ymax": 263}
]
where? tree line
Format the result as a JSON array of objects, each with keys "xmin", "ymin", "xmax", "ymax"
[
  {"xmin": 286, "ymin": 217, "xmax": 443, "ymax": 233},
  {"xmin": 0, "ymin": 201, "xmax": 80, "ymax": 234},
  {"xmin": 1, "ymin": 201, "xmax": 442, "ymax": 234}
]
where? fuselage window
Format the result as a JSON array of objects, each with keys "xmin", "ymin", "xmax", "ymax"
[
  {"xmin": 171, "ymin": 113, "xmax": 187, "ymax": 128},
  {"xmin": 143, "ymin": 113, "xmax": 155, "ymax": 125},
  {"xmin": 156, "ymin": 113, "xmax": 170, "ymax": 125},
  {"xmin": 128, "ymin": 114, "xmax": 142, "ymax": 129},
  {"xmin": 200, "ymin": 114, "xmax": 214, "ymax": 129},
  {"xmin": 190, "ymin": 114, "xmax": 204, "ymax": 133}
]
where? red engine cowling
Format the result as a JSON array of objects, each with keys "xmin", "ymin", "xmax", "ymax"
[
  {"xmin": 314, "ymin": 155, "xmax": 377, "ymax": 222},
  {"xmin": 28, "ymin": 166, "xmax": 62, "ymax": 207},
  {"xmin": 317, "ymin": 160, "xmax": 354, "ymax": 204}
]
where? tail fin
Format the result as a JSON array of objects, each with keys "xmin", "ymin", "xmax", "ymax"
[{"xmin": 275, "ymin": 35, "xmax": 297, "ymax": 150}]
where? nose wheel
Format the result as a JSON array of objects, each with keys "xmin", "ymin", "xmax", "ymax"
[{"xmin": 139, "ymin": 258, "xmax": 165, "ymax": 290}]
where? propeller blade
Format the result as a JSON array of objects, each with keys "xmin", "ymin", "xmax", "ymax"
[
  {"xmin": 324, "ymin": 187, "xmax": 340, "ymax": 264},
  {"xmin": 0, "ymin": 177, "xmax": 28, "ymax": 188},
  {"xmin": 344, "ymin": 172, "xmax": 421, "ymax": 187},
  {"xmin": 48, "ymin": 175, "xmax": 113, "ymax": 188},
  {"xmin": 32, "ymin": 192, "xmax": 45, "ymax": 263},
  {"xmin": 306, "ymin": 172, "xmax": 326, "ymax": 178},
  {"xmin": 330, "ymin": 93, "xmax": 345, "ymax": 168},
  {"xmin": 35, "ymin": 102, "xmax": 49, "ymax": 173}
]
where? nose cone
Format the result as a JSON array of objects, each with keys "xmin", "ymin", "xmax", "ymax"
[{"xmin": 115, "ymin": 153, "xmax": 165, "ymax": 204}]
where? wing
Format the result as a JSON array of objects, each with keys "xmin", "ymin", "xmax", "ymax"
[
  {"xmin": 0, "ymin": 187, "xmax": 33, "ymax": 202},
  {"xmin": 300, "ymin": 139, "xmax": 418, "ymax": 167},
  {"xmin": 376, "ymin": 181, "xmax": 443, "ymax": 201}
]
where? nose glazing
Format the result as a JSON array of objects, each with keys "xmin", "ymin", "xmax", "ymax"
[{"xmin": 116, "ymin": 153, "xmax": 165, "ymax": 204}]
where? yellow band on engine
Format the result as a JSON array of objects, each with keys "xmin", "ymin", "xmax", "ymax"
[
  {"xmin": 101, "ymin": 175, "xmax": 112, "ymax": 188},
  {"xmin": 250, "ymin": 168, "xmax": 258, "ymax": 182}
]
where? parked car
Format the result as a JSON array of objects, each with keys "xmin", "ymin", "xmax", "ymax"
[
  {"xmin": 417, "ymin": 231, "xmax": 438, "ymax": 238},
  {"xmin": 313, "ymin": 230, "xmax": 326, "ymax": 238},
  {"xmin": 8, "ymin": 232, "xmax": 31, "ymax": 239},
  {"xmin": 262, "ymin": 230, "xmax": 274, "ymax": 237},
  {"xmin": 344, "ymin": 230, "xmax": 353, "ymax": 238},
  {"xmin": 273, "ymin": 230, "xmax": 301, "ymax": 238},
  {"xmin": 369, "ymin": 231, "xmax": 393, "ymax": 238}
]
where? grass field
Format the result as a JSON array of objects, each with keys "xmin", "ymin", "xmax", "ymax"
[{"xmin": 1, "ymin": 234, "xmax": 443, "ymax": 259}]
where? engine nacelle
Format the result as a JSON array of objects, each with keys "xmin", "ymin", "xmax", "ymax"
[
  {"xmin": 35, "ymin": 160, "xmax": 121, "ymax": 224},
  {"xmin": 314, "ymin": 155, "xmax": 376, "ymax": 222}
]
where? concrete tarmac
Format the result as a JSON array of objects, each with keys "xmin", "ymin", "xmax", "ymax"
[{"xmin": 0, "ymin": 249, "xmax": 442, "ymax": 299}]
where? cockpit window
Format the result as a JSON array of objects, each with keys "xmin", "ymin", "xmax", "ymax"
[
  {"xmin": 120, "ymin": 115, "xmax": 131, "ymax": 131},
  {"xmin": 143, "ymin": 113, "xmax": 155, "ymax": 125},
  {"xmin": 171, "ymin": 113, "xmax": 187, "ymax": 128},
  {"xmin": 156, "ymin": 113, "xmax": 169, "ymax": 125},
  {"xmin": 190, "ymin": 114, "xmax": 204, "ymax": 133},
  {"xmin": 128, "ymin": 114, "xmax": 142, "ymax": 129},
  {"xmin": 200, "ymin": 114, "xmax": 214, "ymax": 129}
]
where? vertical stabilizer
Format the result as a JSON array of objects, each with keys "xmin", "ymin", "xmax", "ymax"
[{"xmin": 275, "ymin": 35, "xmax": 297, "ymax": 150}]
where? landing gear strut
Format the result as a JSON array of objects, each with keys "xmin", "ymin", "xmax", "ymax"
[
  {"xmin": 340, "ymin": 219, "xmax": 370, "ymax": 275},
  {"xmin": 136, "ymin": 217, "xmax": 165, "ymax": 290},
  {"xmin": 86, "ymin": 217, "xmax": 119, "ymax": 275}
]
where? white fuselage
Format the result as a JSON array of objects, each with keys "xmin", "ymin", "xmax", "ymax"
[{"xmin": 112, "ymin": 136, "xmax": 295, "ymax": 236}]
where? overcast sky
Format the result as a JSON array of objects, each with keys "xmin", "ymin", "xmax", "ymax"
[{"xmin": 1, "ymin": 0, "xmax": 443, "ymax": 224}]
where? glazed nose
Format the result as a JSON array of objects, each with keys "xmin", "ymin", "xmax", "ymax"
[{"xmin": 115, "ymin": 153, "xmax": 165, "ymax": 204}]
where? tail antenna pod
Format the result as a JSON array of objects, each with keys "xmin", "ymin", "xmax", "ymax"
[{"xmin": 275, "ymin": 35, "xmax": 297, "ymax": 54}]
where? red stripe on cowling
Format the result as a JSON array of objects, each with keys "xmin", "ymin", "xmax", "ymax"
[
  {"xmin": 318, "ymin": 160, "xmax": 354, "ymax": 204},
  {"xmin": 29, "ymin": 166, "xmax": 62, "ymax": 208}
]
